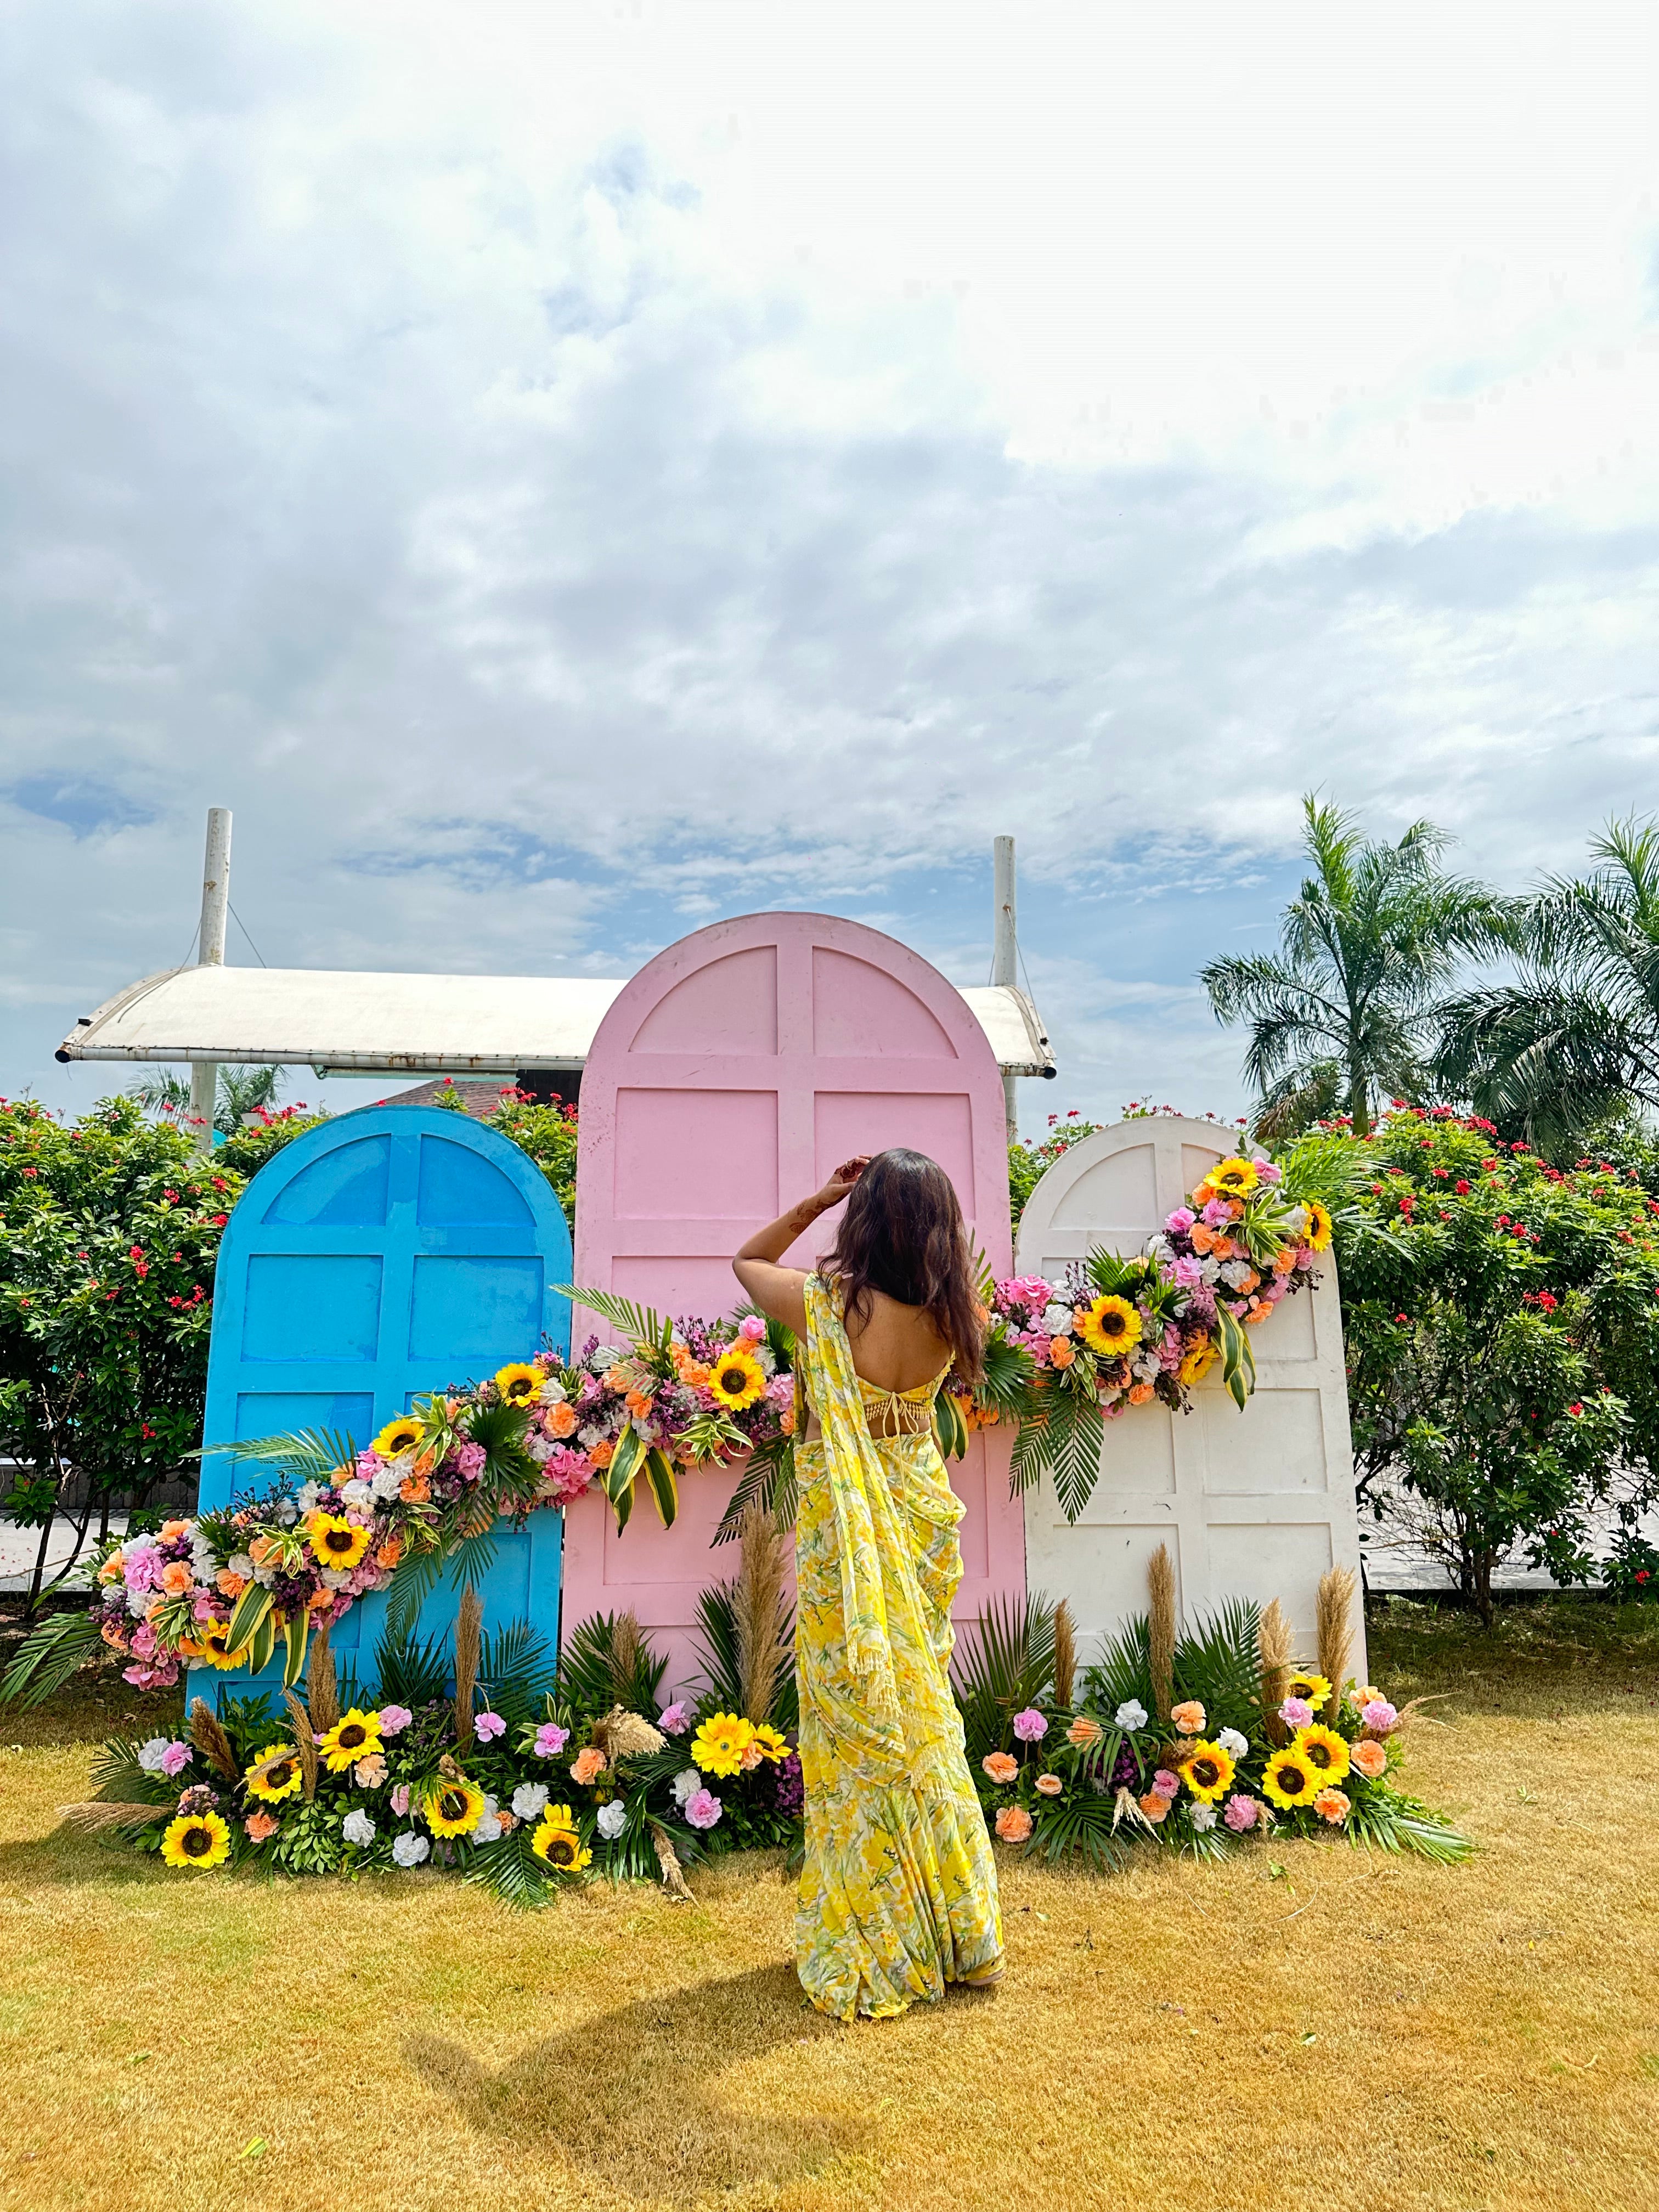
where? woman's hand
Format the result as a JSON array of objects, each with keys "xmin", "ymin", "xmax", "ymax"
[{"xmin": 812, "ymin": 1156, "xmax": 870, "ymax": 1212}]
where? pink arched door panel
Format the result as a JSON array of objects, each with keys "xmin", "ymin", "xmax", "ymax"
[{"xmin": 565, "ymin": 911, "xmax": 1022, "ymax": 1691}]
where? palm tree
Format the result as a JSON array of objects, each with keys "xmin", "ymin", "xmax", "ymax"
[
  {"xmin": 1201, "ymin": 798, "xmax": 1517, "ymax": 1138},
  {"xmin": 1435, "ymin": 817, "xmax": 1659, "ymax": 1156},
  {"xmin": 131, "ymin": 1064, "xmax": 286, "ymax": 1136}
]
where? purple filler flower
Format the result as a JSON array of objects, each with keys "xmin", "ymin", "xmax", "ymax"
[
  {"xmin": 534, "ymin": 1722, "xmax": 570, "ymax": 1757},
  {"xmin": 658, "ymin": 1701, "xmax": 691, "ymax": 1736},
  {"xmin": 1279, "ymin": 1696, "xmax": 1314, "ymax": 1728},
  {"xmin": 376, "ymin": 1704, "xmax": 413, "ymax": 1737},
  {"xmin": 1011, "ymin": 1707, "xmax": 1048, "ymax": 1743},
  {"xmin": 473, "ymin": 1710, "xmax": 506, "ymax": 1742},
  {"xmin": 1223, "ymin": 1793, "xmax": 1260, "ymax": 1833},
  {"xmin": 684, "ymin": 1787, "xmax": 723, "ymax": 1830}
]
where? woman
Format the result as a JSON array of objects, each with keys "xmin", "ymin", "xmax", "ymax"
[{"xmin": 734, "ymin": 1148, "xmax": 1004, "ymax": 2021}]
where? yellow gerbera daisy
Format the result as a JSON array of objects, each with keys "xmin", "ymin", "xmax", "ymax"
[
  {"xmin": 1210, "ymin": 1156, "xmax": 1260, "ymax": 1199},
  {"xmin": 1285, "ymin": 1668, "xmax": 1333, "ymax": 1710},
  {"xmin": 196, "ymin": 1617, "xmax": 244, "ymax": 1669},
  {"xmin": 1291, "ymin": 1723, "xmax": 1351, "ymax": 1785},
  {"xmin": 308, "ymin": 1514, "xmax": 370, "ymax": 1571},
  {"xmin": 1177, "ymin": 1335, "xmax": 1216, "ymax": 1385},
  {"xmin": 1301, "ymin": 1200, "xmax": 1333, "ymax": 1252},
  {"xmin": 750, "ymin": 1723, "xmax": 789, "ymax": 1764},
  {"xmin": 161, "ymin": 1809, "xmax": 232, "ymax": 1869},
  {"xmin": 318, "ymin": 1709, "xmax": 384, "ymax": 1774},
  {"xmin": 424, "ymin": 1778, "xmax": 486, "ymax": 1837},
  {"xmin": 244, "ymin": 1742, "xmax": 303, "ymax": 1802},
  {"xmin": 494, "ymin": 1362, "xmax": 543, "ymax": 1408},
  {"xmin": 1262, "ymin": 1746, "xmax": 1321, "ymax": 1809},
  {"xmin": 691, "ymin": 1711, "xmax": 756, "ymax": 1777},
  {"xmin": 704, "ymin": 1344, "xmax": 766, "ymax": 1411},
  {"xmin": 371, "ymin": 1414, "xmax": 424, "ymax": 1459},
  {"xmin": 1179, "ymin": 1740, "xmax": 1236, "ymax": 1803},
  {"xmin": 1075, "ymin": 1294, "xmax": 1144, "ymax": 1357},
  {"xmin": 531, "ymin": 1804, "xmax": 592, "ymax": 1872}
]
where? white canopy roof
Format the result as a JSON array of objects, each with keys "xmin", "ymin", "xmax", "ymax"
[{"xmin": 58, "ymin": 965, "xmax": 1056, "ymax": 1079}]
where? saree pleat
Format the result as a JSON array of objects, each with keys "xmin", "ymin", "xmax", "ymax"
[{"xmin": 792, "ymin": 1273, "xmax": 1002, "ymax": 2020}]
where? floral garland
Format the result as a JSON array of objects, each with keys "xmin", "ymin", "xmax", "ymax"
[{"xmin": 988, "ymin": 1155, "xmax": 1335, "ymax": 1519}]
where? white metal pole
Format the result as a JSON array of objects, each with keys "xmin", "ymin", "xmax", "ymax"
[
  {"xmin": 186, "ymin": 808, "xmax": 232, "ymax": 1152},
  {"xmin": 992, "ymin": 835, "xmax": 1019, "ymax": 1139}
]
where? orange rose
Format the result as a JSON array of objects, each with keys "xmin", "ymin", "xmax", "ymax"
[
  {"xmin": 1350, "ymin": 1739, "xmax": 1387, "ymax": 1780},
  {"xmin": 1273, "ymin": 1245, "xmax": 1297, "ymax": 1274},
  {"xmin": 245, "ymin": 1810, "xmax": 279, "ymax": 1842},
  {"xmin": 780, "ymin": 1406, "xmax": 796, "ymax": 1435},
  {"xmin": 97, "ymin": 1554, "xmax": 123, "ymax": 1584},
  {"xmin": 1049, "ymin": 1336, "xmax": 1076, "ymax": 1368},
  {"xmin": 571, "ymin": 1746, "xmax": 606, "ymax": 1786},
  {"xmin": 247, "ymin": 1533, "xmax": 280, "ymax": 1567},
  {"xmin": 591, "ymin": 1440, "xmax": 615, "ymax": 1470},
  {"xmin": 215, "ymin": 1567, "xmax": 249, "ymax": 1599},
  {"xmin": 1191, "ymin": 1181, "xmax": 1216, "ymax": 1209},
  {"xmin": 981, "ymin": 1751, "xmax": 1019, "ymax": 1784},
  {"xmin": 994, "ymin": 1804, "xmax": 1034, "ymax": 1843},
  {"xmin": 544, "ymin": 1401, "xmax": 578, "ymax": 1440},
  {"xmin": 308, "ymin": 1585, "xmax": 335, "ymax": 1611},
  {"xmin": 625, "ymin": 1389, "xmax": 653, "ymax": 1420},
  {"xmin": 1314, "ymin": 1787, "xmax": 1350, "ymax": 1825},
  {"xmin": 1035, "ymin": 1773, "xmax": 1063, "ymax": 1796},
  {"xmin": 1138, "ymin": 1792, "xmax": 1171, "ymax": 1823},
  {"xmin": 1189, "ymin": 1223, "xmax": 1219, "ymax": 1256},
  {"xmin": 1171, "ymin": 1700, "xmax": 1206, "ymax": 1735},
  {"xmin": 160, "ymin": 1520, "xmax": 190, "ymax": 1543},
  {"xmin": 375, "ymin": 1536, "xmax": 404, "ymax": 1571},
  {"xmin": 399, "ymin": 1473, "xmax": 431, "ymax": 1503},
  {"xmin": 1127, "ymin": 1383, "xmax": 1154, "ymax": 1404}
]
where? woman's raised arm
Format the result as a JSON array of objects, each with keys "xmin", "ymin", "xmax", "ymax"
[{"xmin": 732, "ymin": 1156, "xmax": 870, "ymax": 1336}]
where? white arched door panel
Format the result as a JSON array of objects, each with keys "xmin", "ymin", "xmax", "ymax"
[{"xmin": 1014, "ymin": 1118, "xmax": 1364, "ymax": 1675}]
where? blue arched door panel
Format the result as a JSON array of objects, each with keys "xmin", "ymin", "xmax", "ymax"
[{"xmin": 189, "ymin": 1107, "xmax": 572, "ymax": 1708}]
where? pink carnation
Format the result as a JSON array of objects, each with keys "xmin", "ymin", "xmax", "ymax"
[
  {"xmin": 122, "ymin": 1660, "xmax": 179, "ymax": 1690},
  {"xmin": 1361, "ymin": 1699, "xmax": 1398, "ymax": 1734},
  {"xmin": 1011, "ymin": 1707, "xmax": 1048, "ymax": 1742},
  {"xmin": 129, "ymin": 1621, "xmax": 157, "ymax": 1660},
  {"xmin": 542, "ymin": 1446, "xmax": 594, "ymax": 1504},
  {"xmin": 1279, "ymin": 1696, "xmax": 1314, "ymax": 1728},
  {"xmin": 737, "ymin": 1314, "xmax": 767, "ymax": 1342},
  {"xmin": 1254, "ymin": 1160, "xmax": 1282, "ymax": 1185},
  {"xmin": 473, "ymin": 1711, "xmax": 506, "ymax": 1742},
  {"xmin": 159, "ymin": 1740, "xmax": 191, "ymax": 1778},
  {"xmin": 391, "ymin": 1783, "xmax": 411, "ymax": 1816},
  {"xmin": 658, "ymin": 1701, "xmax": 691, "ymax": 1736},
  {"xmin": 1165, "ymin": 1206, "xmax": 1197, "ymax": 1234},
  {"xmin": 1223, "ymin": 1793, "xmax": 1260, "ymax": 1832},
  {"xmin": 534, "ymin": 1722, "xmax": 570, "ymax": 1757},
  {"xmin": 994, "ymin": 1276, "xmax": 1053, "ymax": 1316},
  {"xmin": 684, "ymin": 1787, "xmax": 723, "ymax": 1830},
  {"xmin": 377, "ymin": 1704, "xmax": 413, "ymax": 1736},
  {"xmin": 1152, "ymin": 1768, "xmax": 1180, "ymax": 1799}
]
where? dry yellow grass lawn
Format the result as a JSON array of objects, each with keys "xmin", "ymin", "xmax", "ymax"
[{"xmin": 2, "ymin": 1598, "xmax": 1657, "ymax": 2212}]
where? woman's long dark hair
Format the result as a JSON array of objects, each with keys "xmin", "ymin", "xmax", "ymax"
[{"xmin": 822, "ymin": 1148, "xmax": 984, "ymax": 1386}]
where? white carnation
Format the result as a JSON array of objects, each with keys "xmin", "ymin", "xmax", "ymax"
[
  {"xmin": 296, "ymin": 1481, "xmax": 323, "ymax": 1514},
  {"xmin": 1042, "ymin": 1304, "xmax": 1074, "ymax": 1336},
  {"xmin": 511, "ymin": 1782, "xmax": 549, "ymax": 1820},
  {"xmin": 392, "ymin": 1830, "xmax": 430, "ymax": 1867},
  {"xmin": 671, "ymin": 1768, "xmax": 702, "ymax": 1805},
  {"xmin": 596, "ymin": 1798, "xmax": 628, "ymax": 1839},
  {"xmin": 538, "ymin": 1376, "xmax": 567, "ymax": 1406},
  {"xmin": 338, "ymin": 1478, "xmax": 374, "ymax": 1508},
  {"xmin": 342, "ymin": 1808, "xmax": 375, "ymax": 1847},
  {"xmin": 1217, "ymin": 1727, "xmax": 1248, "ymax": 1758},
  {"xmin": 577, "ymin": 1424, "xmax": 607, "ymax": 1449},
  {"xmin": 1115, "ymin": 1699, "xmax": 1148, "ymax": 1731},
  {"xmin": 1218, "ymin": 1259, "xmax": 1256, "ymax": 1290},
  {"xmin": 126, "ymin": 1588, "xmax": 149, "ymax": 1617},
  {"xmin": 525, "ymin": 1432, "xmax": 554, "ymax": 1464},
  {"xmin": 591, "ymin": 1345, "xmax": 619, "ymax": 1371},
  {"xmin": 1190, "ymin": 1803, "xmax": 1218, "ymax": 1832},
  {"xmin": 1199, "ymin": 1256, "xmax": 1222, "ymax": 1286},
  {"xmin": 275, "ymin": 1499, "xmax": 298, "ymax": 1526},
  {"xmin": 471, "ymin": 1795, "xmax": 504, "ymax": 1844},
  {"xmin": 137, "ymin": 1737, "xmax": 172, "ymax": 1774},
  {"xmin": 370, "ymin": 1468, "xmax": 405, "ymax": 1500},
  {"xmin": 320, "ymin": 1567, "xmax": 349, "ymax": 1591},
  {"xmin": 228, "ymin": 1552, "xmax": 256, "ymax": 1580}
]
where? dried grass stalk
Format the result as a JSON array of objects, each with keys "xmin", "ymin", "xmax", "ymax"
[
  {"xmin": 1052, "ymin": 1599, "xmax": 1077, "ymax": 1711},
  {"xmin": 188, "ymin": 1696, "xmax": 239, "ymax": 1782},
  {"xmin": 1147, "ymin": 1544, "xmax": 1176, "ymax": 1722},
  {"xmin": 57, "ymin": 1801, "xmax": 168, "ymax": 1833},
  {"xmin": 595, "ymin": 1705, "xmax": 663, "ymax": 1762},
  {"xmin": 650, "ymin": 1821, "xmax": 694, "ymax": 1901},
  {"xmin": 306, "ymin": 1624, "xmax": 340, "ymax": 1739},
  {"xmin": 1317, "ymin": 1565, "xmax": 1358, "ymax": 1722},
  {"xmin": 453, "ymin": 1585, "xmax": 483, "ymax": 1754},
  {"xmin": 1258, "ymin": 1598, "xmax": 1294, "ymax": 1745},
  {"xmin": 608, "ymin": 1610, "xmax": 644, "ymax": 1708},
  {"xmin": 283, "ymin": 1689, "xmax": 320, "ymax": 1800},
  {"xmin": 735, "ymin": 1502, "xmax": 789, "ymax": 1724}
]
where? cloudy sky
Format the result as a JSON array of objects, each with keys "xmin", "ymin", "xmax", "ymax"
[{"xmin": 3, "ymin": 1, "xmax": 1657, "ymax": 1131}]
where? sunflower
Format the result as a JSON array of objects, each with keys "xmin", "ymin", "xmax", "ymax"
[
  {"xmin": 1177, "ymin": 1335, "xmax": 1216, "ymax": 1385},
  {"xmin": 1075, "ymin": 1295, "xmax": 1144, "ymax": 1357},
  {"xmin": 424, "ymin": 1777, "xmax": 486, "ymax": 1837},
  {"xmin": 161, "ymin": 1809, "xmax": 232, "ymax": 1869},
  {"xmin": 1301, "ymin": 1201, "xmax": 1334, "ymax": 1252},
  {"xmin": 494, "ymin": 1362, "xmax": 543, "ymax": 1408},
  {"xmin": 195, "ymin": 1617, "xmax": 244, "ymax": 1669},
  {"xmin": 1285, "ymin": 1668, "xmax": 1333, "ymax": 1710},
  {"xmin": 691, "ymin": 1712, "xmax": 757, "ymax": 1777},
  {"xmin": 1291, "ymin": 1723, "xmax": 1351, "ymax": 1784},
  {"xmin": 531, "ymin": 1803, "xmax": 592, "ymax": 1872},
  {"xmin": 750, "ymin": 1723, "xmax": 789, "ymax": 1764},
  {"xmin": 244, "ymin": 1742, "xmax": 303, "ymax": 1802},
  {"xmin": 1179, "ymin": 1740, "xmax": 1236, "ymax": 1803},
  {"xmin": 319, "ymin": 1709, "xmax": 385, "ymax": 1774},
  {"xmin": 308, "ymin": 1514, "xmax": 371, "ymax": 1571},
  {"xmin": 705, "ymin": 1344, "xmax": 766, "ymax": 1412},
  {"xmin": 1210, "ymin": 1156, "xmax": 1259, "ymax": 1200},
  {"xmin": 1262, "ymin": 1746, "xmax": 1321, "ymax": 1809},
  {"xmin": 371, "ymin": 1414, "xmax": 424, "ymax": 1459}
]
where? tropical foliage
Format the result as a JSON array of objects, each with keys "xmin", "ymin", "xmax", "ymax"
[{"xmin": 1201, "ymin": 796, "xmax": 1517, "ymax": 1139}]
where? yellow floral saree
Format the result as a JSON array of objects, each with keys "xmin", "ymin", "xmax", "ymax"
[{"xmin": 792, "ymin": 1272, "xmax": 1002, "ymax": 2019}]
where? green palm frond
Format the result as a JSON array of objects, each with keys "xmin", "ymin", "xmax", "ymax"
[
  {"xmin": 370, "ymin": 1625, "xmax": 452, "ymax": 1708},
  {"xmin": 196, "ymin": 1427, "xmax": 359, "ymax": 1487},
  {"xmin": 1026, "ymin": 1791, "xmax": 1133, "ymax": 1872},
  {"xmin": 557, "ymin": 1611, "xmax": 668, "ymax": 1718},
  {"xmin": 952, "ymin": 1592, "xmax": 1057, "ymax": 1761},
  {"xmin": 1010, "ymin": 1384, "xmax": 1104, "ymax": 1521},
  {"xmin": 478, "ymin": 1620, "xmax": 557, "ymax": 1728},
  {"xmin": 713, "ymin": 1432, "xmax": 797, "ymax": 1544},
  {"xmin": 1, "ymin": 1607, "xmax": 102, "ymax": 1709},
  {"xmin": 691, "ymin": 1584, "xmax": 743, "ymax": 1711},
  {"xmin": 385, "ymin": 1549, "xmax": 445, "ymax": 1643},
  {"xmin": 88, "ymin": 1738, "xmax": 175, "ymax": 1807},
  {"xmin": 978, "ymin": 1331, "xmax": 1035, "ymax": 1413},
  {"xmin": 1171, "ymin": 1599, "xmax": 1262, "ymax": 1733},
  {"xmin": 558, "ymin": 1286, "xmax": 672, "ymax": 1351},
  {"xmin": 1080, "ymin": 1613, "xmax": 1153, "ymax": 1717},
  {"xmin": 465, "ymin": 1824, "xmax": 560, "ymax": 1909},
  {"xmin": 1346, "ymin": 1787, "xmax": 1474, "ymax": 1863}
]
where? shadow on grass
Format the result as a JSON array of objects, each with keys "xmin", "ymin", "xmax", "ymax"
[
  {"xmin": 0, "ymin": 1827, "xmax": 176, "ymax": 1890},
  {"xmin": 407, "ymin": 1963, "xmax": 865, "ymax": 2202}
]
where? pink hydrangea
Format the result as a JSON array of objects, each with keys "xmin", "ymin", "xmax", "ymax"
[
  {"xmin": 473, "ymin": 1711, "xmax": 506, "ymax": 1742},
  {"xmin": 684, "ymin": 1787, "xmax": 723, "ymax": 1830},
  {"xmin": 534, "ymin": 1722, "xmax": 570, "ymax": 1757},
  {"xmin": 1254, "ymin": 1160, "xmax": 1282, "ymax": 1186},
  {"xmin": 994, "ymin": 1276, "xmax": 1054, "ymax": 1316},
  {"xmin": 541, "ymin": 1446, "xmax": 593, "ymax": 1504},
  {"xmin": 122, "ymin": 1543, "xmax": 164, "ymax": 1593},
  {"xmin": 377, "ymin": 1705, "xmax": 413, "ymax": 1736},
  {"xmin": 1361, "ymin": 1699, "xmax": 1398, "ymax": 1734},
  {"xmin": 1011, "ymin": 1707, "xmax": 1048, "ymax": 1742},
  {"xmin": 450, "ymin": 1441, "xmax": 487, "ymax": 1480},
  {"xmin": 1223, "ymin": 1793, "xmax": 1260, "ymax": 1832},
  {"xmin": 1152, "ymin": 1768, "xmax": 1180, "ymax": 1799},
  {"xmin": 1279, "ymin": 1696, "xmax": 1314, "ymax": 1728},
  {"xmin": 658, "ymin": 1701, "xmax": 691, "ymax": 1735}
]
